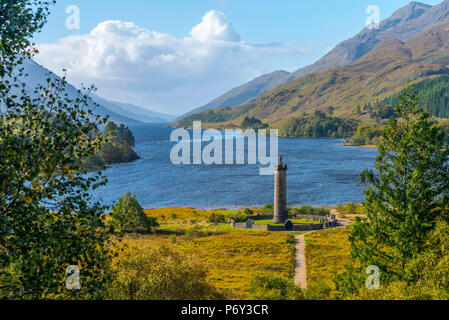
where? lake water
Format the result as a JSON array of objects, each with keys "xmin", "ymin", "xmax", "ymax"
[{"xmin": 90, "ymin": 123, "xmax": 378, "ymax": 209}]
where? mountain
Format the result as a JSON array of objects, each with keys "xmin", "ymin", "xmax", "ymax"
[
  {"xmin": 90, "ymin": 94, "xmax": 176, "ymax": 123},
  {"xmin": 16, "ymin": 58, "xmax": 174, "ymax": 124},
  {"xmin": 112, "ymin": 101, "xmax": 175, "ymax": 122},
  {"xmin": 179, "ymin": 1, "xmax": 449, "ymax": 119},
  {"xmin": 174, "ymin": 20, "xmax": 449, "ymax": 128},
  {"xmin": 13, "ymin": 59, "xmax": 141, "ymax": 124},
  {"xmin": 175, "ymin": 70, "xmax": 293, "ymax": 121},
  {"xmin": 291, "ymin": 1, "xmax": 434, "ymax": 78}
]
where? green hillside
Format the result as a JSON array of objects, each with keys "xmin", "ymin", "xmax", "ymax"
[
  {"xmin": 372, "ymin": 75, "xmax": 449, "ymax": 119},
  {"xmin": 174, "ymin": 22, "xmax": 449, "ymax": 135}
]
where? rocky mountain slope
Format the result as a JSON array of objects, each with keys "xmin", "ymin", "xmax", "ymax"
[
  {"xmin": 175, "ymin": 70, "xmax": 293, "ymax": 121},
  {"xmin": 178, "ymin": 0, "xmax": 449, "ymax": 120}
]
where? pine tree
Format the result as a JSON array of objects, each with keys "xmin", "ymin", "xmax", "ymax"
[
  {"xmin": 109, "ymin": 190, "xmax": 158, "ymax": 234},
  {"xmin": 336, "ymin": 88, "xmax": 449, "ymax": 296},
  {"xmin": 103, "ymin": 121, "xmax": 118, "ymax": 140}
]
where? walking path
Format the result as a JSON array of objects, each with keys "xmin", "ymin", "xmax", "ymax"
[
  {"xmin": 293, "ymin": 230, "xmax": 316, "ymax": 288},
  {"xmin": 293, "ymin": 210, "xmax": 351, "ymax": 288}
]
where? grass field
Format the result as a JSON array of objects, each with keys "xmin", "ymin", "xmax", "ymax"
[
  {"xmin": 134, "ymin": 207, "xmax": 299, "ymax": 299},
  {"xmin": 145, "ymin": 207, "xmax": 237, "ymax": 223},
  {"xmin": 305, "ymin": 227, "xmax": 353, "ymax": 298},
  {"xmin": 131, "ymin": 207, "xmax": 355, "ymax": 299}
]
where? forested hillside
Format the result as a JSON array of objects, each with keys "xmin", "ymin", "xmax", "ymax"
[
  {"xmin": 278, "ymin": 111, "xmax": 359, "ymax": 138},
  {"xmin": 371, "ymin": 76, "xmax": 449, "ymax": 119}
]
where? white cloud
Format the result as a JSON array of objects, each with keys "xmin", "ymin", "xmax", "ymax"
[
  {"xmin": 34, "ymin": 10, "xmax": 316, "ymax": 115},
  {"xmin": 190, "ymin": 10, "xmax": 241, "ymax": 42}
]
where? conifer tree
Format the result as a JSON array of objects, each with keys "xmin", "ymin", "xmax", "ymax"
[
  {"xmin": 336, "ymin": 88, "xmax": 449, "ymax": 297},
  {"xmin": 109, "ymin": 190, "xmax": 158, "ymax": 234}
]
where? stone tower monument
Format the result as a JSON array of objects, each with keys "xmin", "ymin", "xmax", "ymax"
[{"xmin": 273, "ymin": 156, "xmax": 288, "ymax": 224}]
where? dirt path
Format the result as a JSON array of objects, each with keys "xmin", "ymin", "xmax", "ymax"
[
  {"xmin": 293, "ymin": 230, "xmax": 316, "ymax": 288},
  {"xmin": 293, "ymin": 210, "xmax": 351, "ymax": 289}
]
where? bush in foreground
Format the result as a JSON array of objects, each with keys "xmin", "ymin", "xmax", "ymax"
[
  {"xmin": 248, "ymin": 275, "xmax": 332, "ymax": 300},
  {"xmin": 248, "ymin": 275, "xmax": 303, "ymax": 300},
  {"xmin": 108, "ymin": 241, "xmax": 221, "ymax": 300}
]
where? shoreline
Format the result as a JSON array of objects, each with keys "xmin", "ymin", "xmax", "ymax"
[{"xmin": 340, "ymin": 142, "xmax": 378, "ymax": 149}]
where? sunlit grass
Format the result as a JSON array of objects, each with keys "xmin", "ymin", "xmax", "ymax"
[
  {"xmin": 305, "ymin": 227, "xmax": 352, "ymax": 298},
  {"xmin": 143, "ymin": 207, "xmax": 263, "ymax": 224},
  {"xmin": 127, "ymin": 207, "xmax": 297, "ymax": 299}
]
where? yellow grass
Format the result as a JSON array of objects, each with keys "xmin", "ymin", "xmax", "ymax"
[
  {"xmin": 126, "ymin": 208, "xmax": 296, "ymax": 299},
  {"xmin": 305, "ymin": 227, "xmax": 352, "ymax": 297},
  {"xmin": 174, "ymin": 231, "xmax": 295, "ymax": 299},
  {"xmin": 144, "ymin": 207, "xmax": 263, "ymax": 224}
]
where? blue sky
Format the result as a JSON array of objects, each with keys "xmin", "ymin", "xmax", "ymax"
[{"xmin": 33, "ymin": 0, "xmax": 444, "ymax": 115}]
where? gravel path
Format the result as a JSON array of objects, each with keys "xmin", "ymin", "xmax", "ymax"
[{"xmin": 294, "ymin": 210, "xmax": 351, "ymax": 289}]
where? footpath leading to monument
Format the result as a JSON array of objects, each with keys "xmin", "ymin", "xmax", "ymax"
[{"xmin": 294, "ymin": 210, "xmax": 351, "ymax": 289}]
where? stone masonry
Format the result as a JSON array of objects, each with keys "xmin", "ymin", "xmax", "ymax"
[{"xmin": 273, "ymin": 156, "xmax": 288, "ymax": 224}]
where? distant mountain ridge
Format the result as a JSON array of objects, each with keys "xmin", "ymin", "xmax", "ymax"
[
  {"xmin": 90, "ymin": 94, "xmax": 176, "ymax": 123},
  {"xmin": 178, "ymin": 0, "xmax": 449, "ymax": 120},
  {"xmin": 175, "ymin": 70, "xmax": 293, "ymax": 121},
  {"xmin": 18, "ymin": 59, "xmax": 174, "ymax": 124}
]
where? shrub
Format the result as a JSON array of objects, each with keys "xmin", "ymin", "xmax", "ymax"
[
  {"xmin": 242, "ymin": 208, "xmax": 254, "ymax": 216},
  {"xmin": 108, "ymin": 241, "xmax": 221, "ymax": 300},
  {"xmin": 336, "ymin": 204, "xmax": 345, "ymax": 214},
  {"xmin": 293, "ymin": 205, "xmax": 328, "ymax": 216},
  {"xmin": 262, "ymin": 204, "xmax": 273, "ymax": 214},
  {"xmin": 208, "ymin": 213, "xmax": 226, "ymax": 224},
  {"xmin": 293, "ymin": 205, "xmax": 313, "ymax": 215},
  {"xmin": 233, "ymin": 213, "xmax": 248, "ymax": 223},
  {"xmin": 248, "ymin": 274, "xmax": 303, "ymax": 300},
  {"xmin": 303, "ymin": 281, "xmax": 332, "ymax": 300}
]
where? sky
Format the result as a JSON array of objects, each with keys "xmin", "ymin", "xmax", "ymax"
[{"xmin": 33, "ymin": 0, "xmax": 444, "ymax": 116}]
